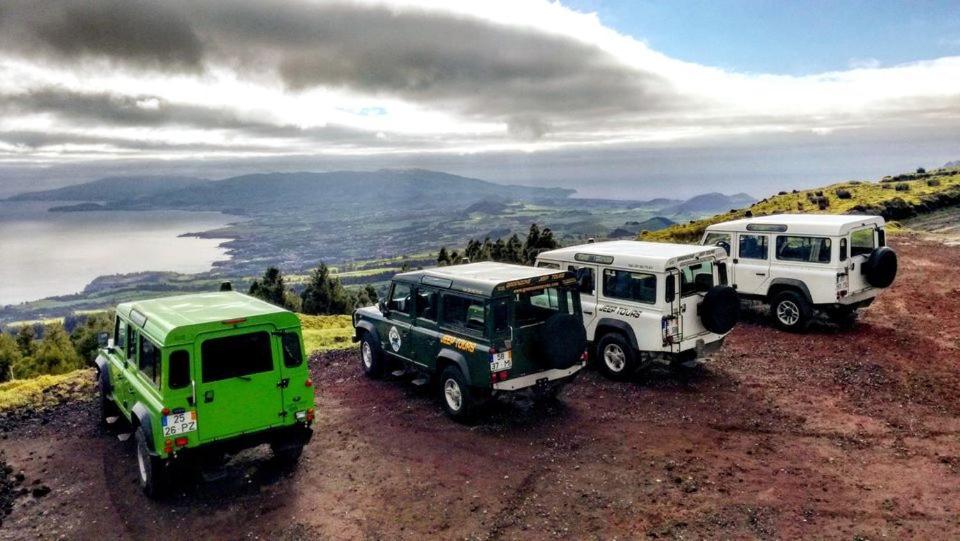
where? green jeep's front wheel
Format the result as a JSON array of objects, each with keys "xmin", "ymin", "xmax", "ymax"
[
  {"xmin": 439, "ymin": 366, "xmax": 480, "ymax": 423},
  {"xmin": 135, "ymin": 427, "xmax": 168, "ymax": 499},
  {"xmin": 359, "ymin": 332, "xmax": 386, "ymax": 379}
]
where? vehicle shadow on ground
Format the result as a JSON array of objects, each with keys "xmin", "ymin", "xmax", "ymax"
[{"xmin": 737, "ymin": 301, "xmax": 857, "ymax": 335}]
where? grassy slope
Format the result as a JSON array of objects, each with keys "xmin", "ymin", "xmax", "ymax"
[
  {"xmin": 644, "ymin": 171, "xmax": 960, "ymax": 243},
  {"xmin": 0, "ymin": 369, "xmax": 94, "ymax": 412},
  {"xmin": 297, "ymin": 314, "xmax": 355, "ymax": 354}
]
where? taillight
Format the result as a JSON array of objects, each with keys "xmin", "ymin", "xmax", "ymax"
[
  {"xmin": 306, "ymin": 408, "xmax": 315, "ymax": 422},
  {"xmin": 175, "ymin": 437, "xmax": 188, "ymax": 447},
  {"xmin": 579, "ymin": 350, "xmax": 588, "ymax": 363},
  {"xmin": 304, "ymin": 379, "xmax": 313, "ymax": 387},
  {"xmin": 161, "ymin": 407, "xmax": 170, "ymax": 415},
  {"xmin": 490, "ymin": 370, "xmax": 509, "ymax": 382}
]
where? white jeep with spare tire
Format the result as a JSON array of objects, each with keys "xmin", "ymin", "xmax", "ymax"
[
  {"xmin": 536, "ymin": 241, "xmax": 740, "ymax": 380},
  {"xmin": 701, "ymin": 214, "xmax": 897, "ymax": 331}
]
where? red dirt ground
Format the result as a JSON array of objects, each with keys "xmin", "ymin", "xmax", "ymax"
[{"xmin": 2, "ymin": 233, "xmax": 960, "ymax": 540}]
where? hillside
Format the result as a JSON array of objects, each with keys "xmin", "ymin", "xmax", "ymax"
[
  {"xmin": 646, "ymin": 168, "xmax": 960, "ymax": 243},
  {"xmin": 661, "ymin": 192, "xmax": 756, "ymax": 215},
  {"xmin": 8, "ymin": 176, "xmax": 206, "ymax": 202}
]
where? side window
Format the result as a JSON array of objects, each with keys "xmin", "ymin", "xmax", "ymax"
[
  {"xmin": 168, "ymin": 350, "xmax": 191, "ymax": 389},
  {"xmin": 850, "ymin": 229, "xmax": 875, "ymax": 257},
  {"xmin": 877, "ymin": 229, "xmax": 886, "ymax": 247},
  {"xmin": 415, "ymin": 288, "xmax": 439, "ymax": 321},
  {"xmin": 126, "ymin": 324, "xmax": 137, "ymax": 360},
  {"xmin": 738, "ymin": 234, "xmax": 768, "ymax": 260},
  {"xmin": 704, "ymin": 232, "xmax": 732, "ymax": 255},
  {"xmin": 114, "ymin": 317, "xmax": 127, "ymax": 355},
  {"xmin": 717, "ymin": 262, "xmax": 728, "ymax": 285},
  {"xmin": 776, "ymin": 236, "xmax": 832, "ymax": 264},
  {"xmin": 568, "ymin": 265, "xmax": 595, "ymax": 296},
  {"xmin": 602, "ymin": 269, "xmax": 657, "ymax": 304},
  {"xmin": 840, "ymin": 238, "xmax": 848, "ymax": 261},
  {"xmin": 138, "ymin": 335, "xmax": 160, "ymax": 388},
  {"xmin": 440, "ymin": 294, "xmax": 486, "ymax": 335},
  {"xmin": 388, "ymin": 283, "xmax": 414, "ymax": 315},
  {"xmin": 281, "ymin": 332, "xmax": 303, "ymax": 368},
  {"xmin": 536, "ymin": 261, "xmax": 560, "ymax": 269}
]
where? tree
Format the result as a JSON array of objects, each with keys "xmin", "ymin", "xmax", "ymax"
[
  {"xmin": 437, "ymin": 247, "xmax": 450, "ymax": 266},
  {"xmin": 301, "ymin": 263, "xmax": 353, "ymax": 315},
  {"xmin": 0, "ymin": 334, "xmax": 22, "ymax": 382},
  {"xmin": 917, "ymin": 167, "xmax": 926, "ymax": 174},
  {"xmin": 15, "ymin": 325, "xmax": 35, "ymax": 357},
  {"xmin": 13, "ymin": 323, "xmax": 83, "ymax": 379},
  {"xmin": 249, "ymin": 267, "xmax": 288, "ymax": 307},
  {"xmin": 70, "ymin": 311, "xmax": 114, "ymax": 364}
]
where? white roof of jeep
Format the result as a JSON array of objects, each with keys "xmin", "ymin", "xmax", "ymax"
[
  {"xmin": 705, "ymin": 214, "xmax": 885, "ymax": 236},
  {"xmin": 538, "ymin": 240, "xmax": 726, "ymax": 273}
]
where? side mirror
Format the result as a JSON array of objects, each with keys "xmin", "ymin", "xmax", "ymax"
[
  {"xmin": 97, "ymin": 332, "xmax": 110, "ymax": 348},
  {"xmin": 378, "ymin": 300, "xmax": 389, "ymax": 315}
]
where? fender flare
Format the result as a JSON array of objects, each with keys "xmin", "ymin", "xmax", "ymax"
[
  {"xmin": 130, "ymin": 403, "xmax": 156, "ymax": 454},
  {"xmin": 766, "ymin": 278, "xmax": 813, "ymax": 304},
  {"xmin": 355, "ymin": 320, "xmax": 381, "ymax": 346},
  {"xmin": 436, "ymin": 348, "xmax": 472, "ymax": 386},
  {"xmin": 94, "ymin": 354, "xmax": 112, "ymax": 395},
  {"xmin": 594, "ymin": 318, "xmax": 640, "ymax": 350}
]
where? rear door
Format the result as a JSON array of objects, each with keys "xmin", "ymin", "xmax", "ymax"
[
  {"xmin": 733, "ymin": 233, "xmax": 771, "ymax": 295},
  {"xmin": 679, "ymin": 260, "xmax": 717, "ymax": 340},
  {"xmin": 848, "ymin": 227, "xmax": 877, "ymax": 292},
  {"xmin": 195, "ymin": 326, "xmax": 284, "ymax": 441}
]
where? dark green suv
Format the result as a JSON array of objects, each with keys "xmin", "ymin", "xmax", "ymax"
[{"xmin": 352, "ymin": 262, "xmax": 587, "ymax": 421}]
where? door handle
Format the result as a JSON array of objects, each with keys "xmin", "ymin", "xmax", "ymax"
[
  {"xmin": 755, "ymin": 272, "xmax": 766, "ymax": 276},
  {"xmin": 583, "ymin": 311, "xmax": 594, "ymax": 315},
  {"xmin": 204, "ymin": 390, "xmax": 214, "ymax": 403}
]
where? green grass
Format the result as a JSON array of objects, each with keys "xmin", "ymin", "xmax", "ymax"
[
  {"xmin": 644, "ymin": 171, "xmax": 960, "ymax": 243},
  {"xmin": 297, "ymin": 314, "xmax": 355, "ymax": 354},
  {"xmin": 0, "ymin": 369, "xmax": 95, "ymax": 412}
]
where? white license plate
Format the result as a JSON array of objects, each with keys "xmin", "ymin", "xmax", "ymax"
[
  {"xmin": 490, "ymin": 351, "xmax": 512, "ymax": 372},
  {"xmin": 161, "ymin": 411, "xmax": 197, "ymax": 437}
]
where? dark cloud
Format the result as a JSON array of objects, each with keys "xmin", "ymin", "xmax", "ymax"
[
  {"xmin": 0, "ymin": 0, "xmax": 203, "ymax": 70},
  {"xmin": 0, "ymin": 1, "xmax": 678, "ymax": 136}
]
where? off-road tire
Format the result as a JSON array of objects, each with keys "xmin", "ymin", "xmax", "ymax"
[
  {"xmin": 596, "ymin": 333, "xmax": 637, "ymax": 380},
  {"xmin": 359, "ymin": 332, "xmax": 386, "ymax": 379},
  {"xmin": 862, "ymin": 246, "xmax": 898, "ymax": 288},
  {"xmin": 539, "ymin": 313, "xmax": 587, "ymax": 370},
  {"xmin": 438, "ymin": 365, "xmax": 478, "ymax": 423},
  {"xmin": 699, "ymin": 285, "xmax": 740, "ymax": 334},
  {"xmin": 771, "ymin": 290, "xmax": 812, "ymax": 332},
  {"xmin": 98, "ymin": 383, "xmax": 119, "ymax": 428},
  {"xmin": 135, "ymin": 427, "xmax": 168, "ymax": 499}
]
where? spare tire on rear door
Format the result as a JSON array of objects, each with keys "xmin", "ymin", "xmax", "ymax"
[
  {"xmin": 538, "ymin": 313, "xmax": 587, "ymax": 370},
  {"xmin": 699, "ymin": 285, "xmax": 740, "ymax": 334},
  {"xmin": 862, "ymin": 246, "xmax": 898, "ymax": 288}
]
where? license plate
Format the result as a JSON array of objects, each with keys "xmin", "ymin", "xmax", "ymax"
[
  {"xmin": 161, "ymin": 411, "xmax": 197, "ymax": 437},
  {"xmin": 490, "ymin": 350, "xmax": 512, "ymax": 372}
]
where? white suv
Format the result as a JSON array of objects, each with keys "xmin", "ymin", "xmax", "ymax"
[
  {"xmin": 701, "ymin": 214, "xmax": 897, "ymax": 331},
  {"xmin": 536, "ymin": 241, "xmax": 739, "ymax": 380}
]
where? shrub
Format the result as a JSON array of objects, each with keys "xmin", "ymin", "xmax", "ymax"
[
  {"xmin": 817, "ymin": 197, "xmax": 830, "ymax": 210},
  {"xmin": 895, "ymin": 183, "xmax": 910, "ymax": 192},
  {"xmin": 836, "ymin": 189, "xmax": 852, "ymax": 199},
  {"xmin": 778, "ymin": 191, "xmax": 788, "ymax": 195},
  {"xmin": 917, "ymin": 167, "xmax": 926, "ymax": 174},
  {"xmin": 927, "ymin": 178, "xmax": 941, "ymax": 187},
  {"xmin": 815, "ymin": 190, "xmax": 824, "ymax": 197}
]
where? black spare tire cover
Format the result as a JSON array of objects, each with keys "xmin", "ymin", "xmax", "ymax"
[
  {"xmin": 538, "ymin": 313, "xmax": 587, "ymax": 370},
  {"xmin": 862, "ymin": 246, "xmax": 898, "ymax": 288},
  {"xmin": 699, "ymin": 285, "xmax": 740, "ymax": 334}
]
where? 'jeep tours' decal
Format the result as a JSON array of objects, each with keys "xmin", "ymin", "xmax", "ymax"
[
  {"xmin": 597, "ymin": 304, "xmax": 643, "ymax": 319},
  {"xmin": 388, "ymin": 326, "xmax": 402, "ymax": 352},
  {"xmin": 440, "ymin": 334, "xmax": 477, "ymax": 353}
]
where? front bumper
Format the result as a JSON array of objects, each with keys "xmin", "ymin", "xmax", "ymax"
[{"xmin": 492, "ymin": 361, "xmax": 585, "ymax": 391}]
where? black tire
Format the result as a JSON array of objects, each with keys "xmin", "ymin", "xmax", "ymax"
[
  {"xmin": 135, "ymin": 427, "xmax": 168, "ymax": 499},
  {"xmin": 862, "ymin": 246, "xmax": 898, "ymax": 288},
  {"xmin": 98, "ymin": 379, "xmax": 119, "ymax": 428},
  {"xmin": 699, "ymin": 285, "xmax": 740, "ymax": 334},
  {"xmin": 770, "ymin": 290, "xmax": 812, "ymax": 332},
  {"xmin": 438, "ymin": 365, "xmax": 478, "ymax": 423},
  {"xmin": 596, "ymin": 333, "xmax": 638, "ymax": 380},
  {"xmin": 538, "ymin": 313, "xmax": 587, "ymax": 370},
  {"xmin": 359, "ymin": 332, "xmax": 386, "ymax": 379}
]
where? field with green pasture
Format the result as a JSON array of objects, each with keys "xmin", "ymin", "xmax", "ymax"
[{"xmin": 297, "ymin": 314, "xmax": 355, "ymax": 354}]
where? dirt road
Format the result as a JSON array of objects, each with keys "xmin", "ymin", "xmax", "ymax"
[{"xmin": 3, "ymin": 234, "xmax": 960, "ymax": 540}]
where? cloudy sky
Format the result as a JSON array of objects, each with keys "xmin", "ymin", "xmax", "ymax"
[{"xmin": 0, "ymin": 0, "xmax": 958, "ymax": 198}]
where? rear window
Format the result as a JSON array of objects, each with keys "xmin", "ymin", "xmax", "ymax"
[
  {"xmin": 704, "ymin": 232, "xmax": 731, "ymax": 255},
  {"xmin": 681, "ymin": 262, "xmax": 714, "ymax": 296},
  {"xmin": 514, "ymin": 287, "xmax": 574, "ymax": 326},
  {"xmin": 851, "ymin": 228, "xmax": 875, "ymax": 256},
  {"xmin": 603, "ymin": 269, "xmax": 656, "ymax": 304},
  {"xmin": 776, "ymin": 236, "xmax": 832, "ymax": 264},
  {"xmin": 201, "ymin": 332, "xmax": 274, "ymax": 383},
  {"xmin": 281, "ymin": 332, "xmax": 303, "ymax": 368}
]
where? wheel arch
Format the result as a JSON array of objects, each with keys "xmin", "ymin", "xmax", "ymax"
[
  {"xmin": 436, "ymin": 349, "xmax": 472, "ymax": 386},
  {"xmin": 766, "ymin": 279, "xmax": 812, "ymax": 304},
  {"xmin": 594, "ymin": 318, "xmax": 639, "ymax": 351},
  {"xmin": 130, "ymin": 403, "xmax": 157, "ymax": 454},
  {"xmin": 355, "ymin": 320, "xmax": 380, "ymax": 345}
]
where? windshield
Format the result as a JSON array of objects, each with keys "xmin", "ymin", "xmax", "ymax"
[
  {"xmin": 680, "ymin": 261, "xmax": 714, "ymax": 297},
  {"xmin": 493, "ymin": 286, "xmax": 577, "ymax": 334}
]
